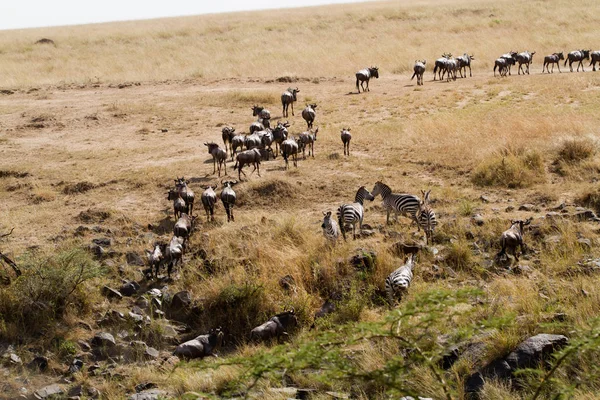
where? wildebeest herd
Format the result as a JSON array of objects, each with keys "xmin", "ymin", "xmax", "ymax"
[{"xmin": 143, "ymin": 57, "xmax": 559, "ymax": 353}]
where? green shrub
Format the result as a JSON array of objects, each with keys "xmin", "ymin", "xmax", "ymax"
[{"xmin": 472, "ymin": 148, "xmax": 545, "ymax": 188}]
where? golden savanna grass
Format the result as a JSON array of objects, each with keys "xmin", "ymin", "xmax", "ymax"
[{"xmin": 2, "ymin": 0, "xmax": 600, "ymax": 398}]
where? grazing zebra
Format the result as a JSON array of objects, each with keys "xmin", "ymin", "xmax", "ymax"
[
  {"xmin": 204, "ymin": 142, "xmax": 227, "ymax": 177},
  {"xmin": 433, "ymin": 53, "xmax": 451, "ymax": 81},
  {"xmin": 565, "ymin": 49, "xmax": 591, "ymax": 72},
  {"xmin": 416, "ymin": 190, "xmax": 438, "ymax": 245},
  {"xmin": 321, "ymin": 211, "xmax": 340, "ymax": 244},
  {"xmin": 385, "ymin": 254, "xmax": 416, "ymax": 305},
  {"xmin": 456, "ymin": 53, "xmax": 474, "ymax": 78},
  {"xmin": 336, "ymin": 186, "xmax": 375, "ymax": 241},
  {"xmin": 500, "ymin": 52, "xmax": 518, "ymax": 75},
  {"xmin": 355, "ymin": 66, "xmax": 379, "ymax": 93},
  {"xmin": 542, "ymin": 52, "xmax": 564, "ymax": 73},
  {"xmin": 494, "ymin": 57, "xmax": 514, "ymax": 77},
  {"xmin": 371, "ymin": 181, "xmax": 420, "ymax": 226},
  {"xmin": 589, "ymin": 51, "xmax": 600, "ymax": 71},
  {"xmin": 302, "ymin": 103, "xmax": 317, "ymax": 129},
  {"xmin": 201, "ymin": 184, "xmax": 218, "ymax": 222},
  {"xmin": 341, "ymin": 128, "xmax": 351, "ymax": 156},
  {"xmin": 281, "ymin": 87, "xmax": 299, "ymax": 117},
  {"xmin": 516, "ymin": 51, "xmax": 535, "ymax": 75},
  {"xmin": 411, "ymin": 60, "xmax": 426, "ymax": 86},
  {"xmin": 496, "ymin": 218, "xmax": 532, "ymax": 262},
  {"xmin": 220, "ymin": 180, "xmax": 237, "ymax": 222}
]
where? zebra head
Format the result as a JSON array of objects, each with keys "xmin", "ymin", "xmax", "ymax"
[
  {"xmin": 321, "ymin": 211, "xmax": 333, "ymax": 228},
  {"xmin": 420, "ymin": 190, "xmax": 432, "ymax": 206},
  {"xmin": 371, "ymin": 181, "xmax": 390, "ymax": 198},
  {"xmin": 357, "ymin": 186, "xmax": 375, "ymax": 203}
]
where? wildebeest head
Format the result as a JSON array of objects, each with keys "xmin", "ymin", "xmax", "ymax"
[
  {"xmin": 209, "ymin": 327, "xmax": 225, "ymax": 348},
  {"xmin": 509, "ymin": 217, "xmax": 532, "ymax": 233},
  {"xmin": 251, "ymin": 105, "xmax": 264, "ymax": 117},
  {"xmin": 370, "ymin": 66, "xmax": 379, "ymax": 78},
  {"xmin": 275, "ymin": 308, "xmax": 298, "ymax": 330},
  {"xmin": 204, "ymin": 142, "xmax": 220, "ymax": 153},
  {"xmin": 288, "ymin": 87, "xmax": 300, "ymax": 100}
]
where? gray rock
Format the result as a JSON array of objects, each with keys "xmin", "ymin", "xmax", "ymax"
[
  {"xmin": 545, "ymin": 212, "xmax": 563, "ymax": 220},
  {"xmin": 349, "ymin": 249, "xmax": 377, "ymax": 271},
  {"xmin": 573, "ymin": 209, "xmax": 600, "ymax": 222},
  {"xmin": 129, "ymin": 389, "xmax": 168, "ymax": 400},
  {"xmin": 92, "ymin": 238, "xmax": 112, "ymax": 247},
  {"xmin": 360, "ymin": 229, "xmax": 375, "ymax": 237},
  {"xmin": 505, "ymin": 205, "xmax": 515, "ymax": 212},
  {"xmin": 472, "ymin": 214, "xmax": 484, "ymax": 226},
  {"xmin": 480, "ymin": 195, "xmax": 490, "ymax": 203},
  {"xmin": 89, "ymin": 244, "xmax": 107, "ymax": 259},
  {"xmin": 120, "ymin": 281, "xmax": 140, "ymax": 297},
  {"xmin": 519, "ymin": 204, "xmax": 537, "ymax": 211},
  {"xmin": 135, "ymin": 382, "xmax": 157, "ymax": 393},
  {"xmin": 68, "ymin": 385, "xmax": 83, "ymax": 397},
  {"xmin": 91, "ymin": 332, "xmax": 116, "ymax": 348},
  {"xmin": 577, "ymin": 238, "xmax": 592, "ymax": 250},
  {"xmin": 34, "ymin": 384, "xmax": 64, "ymax": 399},
  {"xmin": 505, "ymin": 333, "xmax": 569, "ymax": 370},
  {"xmin": 69, "ymin": 358, "xmax": 84, "ymax": 374},
  {"xmin": 128, "ymin": 312, "xmax": 145, "ymax": 323},
  {"xmin": 511, "ymin": 265, "xmax": 533, "ymax": 275},
  {"xmin": 170, "ymin": 291, "xmax": 192, "ymax": 312},
  {"xmin": 8, "ymin": 353, "xmax": 22, "ymax": 365},
  {"xmin": 126, "ymin": 252, "xmax": 145, "ymax": 266},
  {"xmin": 27, "ymin": 356, "xmax": 48, "ymax": 371},
  {"xmin": 391, "ymin": 242, "xmax": 421, "ymax": 257},
  {"xmin": 101, "ymin": 286, "xmax": 123, "ymax": 300}
]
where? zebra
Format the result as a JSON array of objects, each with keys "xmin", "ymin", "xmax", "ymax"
[
  {"xmin": 416, "ymin": 190, "xmax": 438, "ymax": 245},
  {"xmin": 371, "ymin": 181, "xmax": 420, "ymax": 226},
  {"xmin": 456, "ymin": 53, "xmax": 474, "ymax": 78},
  {"xmin": 565, "ymin": 49, "xmax": 591, "ymax": 72},
  {"xmin": 433, "ymin": 53, "xmax": 451, "ymax": 81},
  {"xmin": 281, "ymin": 87, "xmax": 299, "ymax": 117},
  {"xmin": 542, "ymin": 52, "xmax": 564, "ymax": 73},
  {"xmin": 500, "ymin": 52, "xmax": 518, "ymax": 75},
  {"xmin": 589, "ymin": 51, "xmax": 600, "ymax": 71},
  {"xmin": 201, "ymin": 184, "xmax": 218, "ymax": 222},
  {"xmin": 302, "ymin": 103, "xmax": 317, "ymax": 129},
  {"xmin": 341, "ymin": 128, "xmax": 351, "ymax": 156},
  {"xmin": 321, "ymin": 211, "xmax": 340, "ymax": 244},
  {"xmin": 220, "ymin": 180, "xmax": 237, "ymax": 222},
  {"xmin": 385, "ymin": 254, "xmax": 416, "ymax": 306},
  {"xmin": 496, "ymin": 218, "xmax": 532, "ymax": 263},
  {"xmin": 411, "ymin": 60, "xmax": 426, "ymax": 86},
  {"xmin": 336, "ymin": 186, "xmax": 375, "ymax": 241},
  {"xmin": 516, "ymin": 51, "xmax": 535, "ymax": 75},
  {"xmin": 355, "ymin": 66, "xmax": 379, "ymax": 93}
]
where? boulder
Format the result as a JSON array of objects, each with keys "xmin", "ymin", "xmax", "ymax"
[
  {"xmin": 126, "ymin": 252, "xmax": 145, "ymax": 266},
  {"xmin": 101, "ymin": 286, "xmax": 123, "ymax": 300},
  {"xmin": 518, "ymin": 204, "xmax": 537, "ymax": 212},
  {"xmin": 505, "ymin": 333, "xmax": 568, "ymax": 370},
  {"xmin": 174, "ymin": 339, "xmax": 206, "ymax": 359},
  {"xmin": 92, "ymin": 237, "xmax": 112, "ymax": 247},
  {"xmin": 170, "ymin": 291, "xmax": 192, "ymax": 312},
  {"xmin": 91, "ymin": 332, "xmax": 116, "ymax": 348},
  {"xmin": 120, "ymin": 281, "xmax": 140, "ymax": 297},
  {"xmin": 34, "ymin": 384, "xmax": 64, "ymax": 399}
]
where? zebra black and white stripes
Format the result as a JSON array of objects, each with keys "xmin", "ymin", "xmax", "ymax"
[
  {"xmin": 321, "ymin": 211, "xmax": 340, "ymax": 244},
  {"xmin": 385, "ymin": 254, "xmax": 416, "ymax": 305},
  {"xmin": 337, "ymin": 186, "xmax": 375, "ymax": 241},
  {"xmin": 371, "ymin": 181, "xmax": 420, "ymax": 226},
  {"xmin": 416, "ymin": 190, "xmax": 438, "ymax": 245}
]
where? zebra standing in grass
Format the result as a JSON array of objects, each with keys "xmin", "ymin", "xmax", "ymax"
[
  {"xmin": 385, "ymin": 254, "xmax": 416, "ymax": 305},
  {"xmin": 321, "ymin": 211, "xmax": 340, "ymax": 244},
  {"xmin": 281, "ymin": 87, "xmax": 299, "ymax": 117},
  {"xmin": 371, "ymin": 181, "xmax": 420, "ymax": 226},
  {"xmin": 355, "ymin": 67, "xmax": 379, "ymax": 93},
  {"xmin": 416, "ymin": 190, "xmax": 438, "ymax": 245},
  {"xmin": 542, "ymin": 52, "xmax": 564, "ymax": 73},
  {"xmin": 337, "ymin": 186, "xmax": 375, "ymax": 241}
]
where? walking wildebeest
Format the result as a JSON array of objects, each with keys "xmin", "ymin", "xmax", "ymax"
[
  {"xmin": 565, "ymin": 50, "xmax": 591, "ymax": 72},
  {"xmin": 281, "ymin": 87, "xmax": 299, "ymax": 117},
  {"xmin": 411, "ymin": 60, "xmax": 426, "ymax": 86},
  {"xmin": 516, "ymin": 51, "xmax": 535, "ymax": 75},
  {"xmin": 542, "ymin": 52, "xmax": 564, "ymax": 73},
  {"xmin": 355, "ymin": 67, "xmax": 379, "ymax": 93},
  {"xmin": 589, "ymin": 51, "xmax": 600, "ymax": 71},
  {"xmin": 456, "ymin": 53, "xmax": 474, "ymax": 78}
]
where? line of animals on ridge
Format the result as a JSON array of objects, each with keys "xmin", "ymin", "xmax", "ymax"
[{"xmin": 409, "ymin": 49, "xmax": 600, "ymax": 85}]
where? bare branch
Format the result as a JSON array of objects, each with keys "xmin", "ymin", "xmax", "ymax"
[{"xmin": 0, "ymin": 228, "xmax": 15, "ymax": 239}]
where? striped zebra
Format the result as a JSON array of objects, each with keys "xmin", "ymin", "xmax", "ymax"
[
  {"xmin": 385, "ymin": 254, "xmax": 416, "ymax": 305},
  {"xmin": 371, "ymin": 181, "xmax": 420, "ymax": 226},
  {"xmin": 337, "ymin": 186, "xmax": 375, "ymax": 241},
  {"xmin": 416, "ymin": 190, "xmax": 438, "ymax": 245},
  {"xmin": 321, "ymin": 211, "xmax": 340, "ymax": 244}
]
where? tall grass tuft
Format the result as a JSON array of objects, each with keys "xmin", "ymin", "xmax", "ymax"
[{"xmin": 471, "ymin": 147, "xmax": 545, "ymax": 188}]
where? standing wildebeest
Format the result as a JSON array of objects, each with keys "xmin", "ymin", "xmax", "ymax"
[
  {"xmin": 516, "ymin": 51, "xmax": 535, "ymax": 75},
  {"xmin": 174, "ymin": 177, "xmax": 195, "ymax": 216},
  {"xmin": 146, "ymin": 242, "xmax": 165, "ymax": 279},
  {"xmin": 565, "ymin": 49, "xmax": 591, "ymax": 72},
  {"xmin": 167, "ymin": 189, "xmax": 188, "ymax": 219},
  {"xmin": 411, "ymin": 60, "xmax": 426, "ymax": 86},
  {"xmin": 251, "ymin": 105, "xmax": 270, "ymax": 121},
  {"xmin": 355, "ymin": 66, "xmax": 379, "ymax": 93},
  {"xmin": 272, "ymin": 121, "xmax": 289, "ymax": 158},
  {"xmin": 302, "ymin": 104, "xmax": 317, "ymax": 129},
  {"xmin": 164, "ymin": 235, "xmax": 185, "ymax": 279},
  {"xmin": 281, "ymin": 137, "xmax": 299, "ymax": 169},
  {"xmin": 542, "ymin": 52, "xmax": 564, "ymax": 73},
  {"xmin": 231, "ymin": 134, "xmax": 245, "ymax": 161},
  {"xmin": 500, "ymin": 52, "xmax": 518, "ymax": 75},
  {"xmin": 433, "ymin": 53, "xmax": 451, "ymax": 81},
  {"xmin": 337, "ymin": 186, "xmax": 375, "ymax": 241},
  {"xmin": 496, "ymin": 218, "xmax": 532, "ymax": 263},
  {"xmin": 249, "ymin": 121, "xmax": 264, "ymax": 135},
  {"xmin": 220, "ymin": 180, "xmax": 237, "ymax": 222},
  {"xmin": 201, "ymin": 184, "xmax": 218, "ymax": 222},
  {"xmin": 341, "ymin": 128, "xmax": 351, "ymax": 156},
  {"xmin": 250, "ymin": 309, "xmax": 298, "ymax": 342},
  {"xmin": 221, "ymin": 126, "xmax": 236, "ymax": 154},
  {"xmin": 234, "ymin": 148, "xmax": 262, "ymax": 180},
  {"xmin": 204, "ymin": 142, "xmax": 227, "ymax": 177},
  {"xmin": 445, "ymin": 57, "xmax": 459, "ymax": 82},
  {"xmin": 456, "ymin": 53, "xmax": 474, "ymax": 78},
  {"xmin": 494, "ymin": 57, "xmax": 514, "ymax": 77},
  {"xmin": 174, "ymin": 213, "xmax": 196, "ymax": 243},
  {"xmin": 281, "ymin": 87, "xmax": 299, "ymax": 117},
  {"xmin": 589, "ymin": 51, "xmax": 600, "ymax": 71},
  {"xmin": 298, "ymin": 128, "xmax": 318, "ymax": 159}
]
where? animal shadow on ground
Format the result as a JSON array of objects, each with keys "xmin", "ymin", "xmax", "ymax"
[{"xmin": 151, "ymin": 215, "xmax": 175, "ymax": 235}]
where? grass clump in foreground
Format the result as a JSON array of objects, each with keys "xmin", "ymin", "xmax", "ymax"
[
  {"xmin": 556, "ymin": 138, "xmax": 596, "ymax": 164},
  {"xmin": 471, "ymin": 147, "xmax": 545, "ymax": 188}
]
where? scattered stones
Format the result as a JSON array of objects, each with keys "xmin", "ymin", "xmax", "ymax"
[
  {"xmin": 101, "ymin": 286, "xmax": 123, "ymax": 300},
  {"xmin": 129, "ymin": 389, "xmax": 168, "ymax": 400},
  {"xmin": 120, "ymin": 281, "xmax": 140, "ymax": 297},
  {"xmin": 471, "ymin": 214, "xmax": 484, "ymax": 226},
  {"xmin": 126, "ymin": 252, "xmax": 145, "ymax": 266},
  {"xmin": 34, "ymin": 384, "xmax": 64, "ymax": 399},
  {"xmin": 518, "ymin": 204, "xmax": 537, "ymax": 212},
  {"xmin": 573, "ymin": 208, "xmax": 600, "ymax": 222}
]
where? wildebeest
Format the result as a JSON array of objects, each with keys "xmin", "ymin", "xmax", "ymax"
[
  {"xmin": 146, "ymin": 242, "xmax": 165, "ymax": 279},
  {"xmin": 231, "ymin": 134, "xmax": 245, "ymax": 161},
  {"xmin": 496, "ymin": 218, "xmax": 532, "ymax": 263},
  {"xmin": 298, "ymin": 128, "xmax": 318, "ymax": 159},
  {"xmin": 164, "ymin": 235, "xmax": 185, "ymax": 279},
  {"xmin": 494, "ymin": 57, "xmax": 514, "ymax": 77},
  {"xmin": 220, "ymin": 180, "xmax": 237, "ymax": 222},
  {"xmin": 445, "ymin": 57, "xmax": 459, "ymax": 82},
  {"xmin": 272, "ymin": 121, "xmax": 289, "ymax": 157},
  {"xmin": 456, "ymin": 53, "xmax": 474, "ymax": 78},
  {"xmin": 234, "ymin": 148, "xmax": 262, "ymax": 180},
  {"xmin": 221, "ymin": 126, "xmax": 236, "ymax": 154},
  {"xmin": 565, "ymin": 49, "xmax": 591, "ymax": 72},
  {"xmin": 355, "ymin": 66, "xmax": 379, "ymax": 93},
  {"xmin": 174, "ymin": 213, "xmax": 195, "ymax": 243},
  {"xmin": 281, "ymin": 137, "xmax": 299, "ymax": 169},
  {"xmin": 433, "ymin": 53, "xmax": 451, "ymax": 81},
  {"xmin": 201, "ymin": 184, "xmax": 218, "ymax": 222},
  {"xmin": 516, "ymin": 51, "xmax": 535, "ymax": 75},
  {"xmin": 341, "ymin": 128, "xmax": 351, "ymax": 156},
  {"xmin": 244, "ymin": 132, "xmax": 263, "ymax": 150},
  {"xmin": 411, "ymin": 60, "xmax": 426, "ymax": 86},
  {"xmin": 500, "ymin": 52, "xmax": 518, "ymax": 75},
  {"xmin": 174, "ymin": 328, "xmax": 224, "ymax": 359},
  {"xmin": 250, "ymin": 309, "xmax": 298, "ymax": 342},
  {"xmin": 542, "ymin": 52, "xmax": 564, "ymax": 73},
  {"xmin": 302, "ymin": 103, "xmax": 317, "ymax": 129},
  {"xmin": 281, "ymin": 87, "xmax": 299, "ymax": 117},
  {"xmin": 251, "ymin": 105, "xmax": 270, "ymax": 121},
  {"xmin": 167, "ymin": 189, "xmax": 188, "ymax": 219},
  {"xmin": 589, "ymin": 51, "xmax": 600, "ymax": 71},
  {"xmin": 204, "ymin": 142, "xmax": 227, "ymax": 177},
  {"xmin": 174, "ymin": 177, "xmax": 195, "ymax": 216},
  {"xmin": 249, "ymin": 121, "xmax": 265, "ymax": 135}
]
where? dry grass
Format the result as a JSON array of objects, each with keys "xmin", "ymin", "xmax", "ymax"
[{"xmin": 1, "ymin": 0, "xmax": 600, "ymax": 398}]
